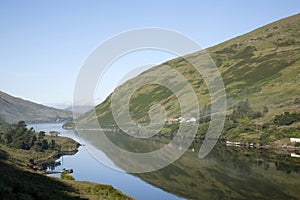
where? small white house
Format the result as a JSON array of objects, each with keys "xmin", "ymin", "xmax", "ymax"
[
  {"xmin": 291, "ymin": 153, "xmax": 300, "ymax": 158},
  {"xmin": 188, "ymin": 117, "xmax": 197, "ymax": 123},
  {"xmin": 178, "ymin": 116, "xmax": 197, "ymax": 123},
  {"xmin": 290, "ymin": 138, "xmax": 300, "ymax": 143},
  {"xmin": 179, "ymin": 117, "xmax": 187, "ymax": 123}
]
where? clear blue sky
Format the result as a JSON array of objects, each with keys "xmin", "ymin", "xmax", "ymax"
[{"xmin": 0, "ymin": 0, "xmax": 299, "ymax": 108}]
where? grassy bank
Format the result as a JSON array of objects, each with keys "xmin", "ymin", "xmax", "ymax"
[
  {"xmin": 0, "ymin": 120, "xmax": 134, "ymax": 200},
  {"xmin": 0, "ymin": 147, "xmax": 134, "ymax": 199}
]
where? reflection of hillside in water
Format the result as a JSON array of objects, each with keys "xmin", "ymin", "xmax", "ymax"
[{"xmin": 80, "ymin": 130, "xmax": 300, "ymax": 200}]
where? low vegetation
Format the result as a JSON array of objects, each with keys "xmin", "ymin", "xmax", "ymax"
[
  {"xmin": 273, "ymin": 112, "xmax": 300, "ymax": 126},
  {"xmin": 155, "ymin": 100, "xmax": 300, "ymax": 148},
  {"xmin": 61, "ymin": 172, "xmax": 75, "ymax": 180},
  {"xmin": 220, "ymin": 101, "xmax": 300, "ymax": 146},
  {"xmin": 69, "ymin": 14, "xmax": 300, "ymax": 148},
  {"xmin": 0, "ymin": 121, "xmax": 61, "ymax": 152},
  {"xmin": 0, "ymin": 119, "xmax": 134, "ymax": 200}
]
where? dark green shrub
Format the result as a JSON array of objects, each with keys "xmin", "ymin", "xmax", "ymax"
[
  {"xmin": 273, "ymin": 112, "xmax": 300, "ymax": 126},
  {"xmin": 294, "ymin": 142, "xmax": 300, "ymax": 147}
]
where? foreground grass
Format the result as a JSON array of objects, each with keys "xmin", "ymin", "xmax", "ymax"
[{"xmin": 0, "ymin": 143, "xmax": 134, "ymax": 200}]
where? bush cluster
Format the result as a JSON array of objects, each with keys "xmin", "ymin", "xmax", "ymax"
[
  {"xmin": 0, "ymin": 121, "xmax": 58, "ymax": 152},
  {"xmin": 273, "ymin": 112, "xmax": 300, "ymax": 126}
]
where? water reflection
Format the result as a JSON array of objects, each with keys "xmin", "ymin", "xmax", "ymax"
[
  {"xmin": 84, "ymin": 130, "xmax": 300, "ymax": 200},
  {"xmin": 31, "ymin": 123, "xmax": 183, "ymax": 200},
  {"xmin": 31, "ymin": 123, "xmax": 300, "ymax": 200}
]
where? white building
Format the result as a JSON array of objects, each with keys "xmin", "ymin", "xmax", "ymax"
[
  {"xmin": 187, "ymin": 117, "xmax": 197, "ymax": 123},
  {"xmin": 290, "ymin": 138, "xmax": 300, "ymax": 143},
  {"xmin": 291, "ymin": 153, "xmax": 300, "ymax": 158}
]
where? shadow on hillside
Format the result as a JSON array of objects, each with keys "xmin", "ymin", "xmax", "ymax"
[
  {"xmin": 0, "ymin": 149, "xmax": 84, "ymax": 200},
  {"xmin": 0, "ymin": 149, "xmax": 8, "ymax": 160}
]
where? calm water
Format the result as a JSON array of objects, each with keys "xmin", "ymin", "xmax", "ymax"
[
  {"xmin": 30, "ymin": 123, "xmax": 300, "ymax": 200},
  {"xmin": 30, "ymin": 123, "xmax": 183, "ymax": 200}
]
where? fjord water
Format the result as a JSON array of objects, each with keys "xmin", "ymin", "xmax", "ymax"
[
  {"xmin": 31, "ymin": 123, "xmax": 183, "ymax": 200},
  {"xmin": 31, "ymin": 123, "xmax": 300, "ymax": 200}
]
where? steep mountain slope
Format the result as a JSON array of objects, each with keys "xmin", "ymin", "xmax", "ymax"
[
  {"xmin": 0, "ymin": 91, "xmax": 72, "ymax": 123},
  {"xmin": 77, "ymin": 13, "xmax": 300, "ymax": 135}
]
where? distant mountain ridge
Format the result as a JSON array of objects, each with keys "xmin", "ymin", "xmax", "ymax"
[
  {"xmin": 0, "ymin": 91, "xmax": 72, "ymax": 123},
  {"xmin": 64, "ymin": 105, "xmax": 93, "ymax": 114}
]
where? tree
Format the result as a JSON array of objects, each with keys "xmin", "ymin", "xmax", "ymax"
[
  {"xmin": 16, "ymin": 121, "xmax": 27, "ymax": 130},
  {"xmin": 33, "ymin": 140, "xmax": 42, "ymax": 152},
  {"xmin": 41, "ymin": 139, "xmax": 49, "ymax": 150},
  {"xmin": 38, "ymin": 131, "xmax": 45, "ymax": 140},
  {"xmin": 5, "ymin": 133, "xmax": 12, "ymax": 144},
  {"xmin": 49, "ymin": 139, "xmax": 56, "ymax": 150},
  {"xmin": 49, "ymin": 131, "xmax": 60, "ymax": 137},
  {"xmin": 31, "ymin": 135, "xmax": 37, "ymax": 147}
]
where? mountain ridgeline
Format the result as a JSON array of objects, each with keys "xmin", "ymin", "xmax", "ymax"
[
  {"xmin": 0, "ymin": 91, "xmax": 72, "ymax": 124},
  {"xmin": 75, "ymin": 14, "xmax": 300, "ymax": 144}
]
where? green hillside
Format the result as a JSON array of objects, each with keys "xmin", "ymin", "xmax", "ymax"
[
  {"xmin": 76, "ymin": 13, "xmax": 300, "ymax": 145},
  {"xmin": 0, "ymin": 91, "xmax": 72, "ymax": 124}
]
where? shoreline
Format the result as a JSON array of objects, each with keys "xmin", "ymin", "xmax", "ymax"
[
  {"xmin": 62, "ymin": 125, "xmax": 300, "ymax": 153},
  {"xmin": 27, "ymin": 148, "xmax": 80, "ymax": 173},
  {"xmin": 0, "ymin": 136, "xmax": 135, "ymax": 199}
]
